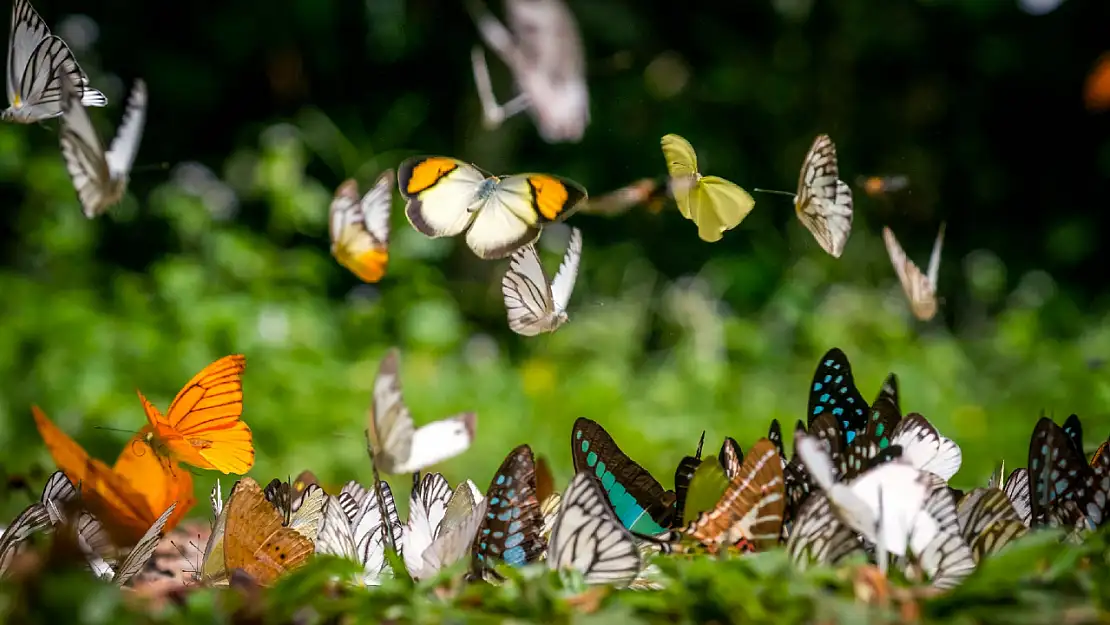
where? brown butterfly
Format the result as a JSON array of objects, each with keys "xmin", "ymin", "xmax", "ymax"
[{"xmin": 223, "ymin": 477, "xmax": 316, "ymax": 585}]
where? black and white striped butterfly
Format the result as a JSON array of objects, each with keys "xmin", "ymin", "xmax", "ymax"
[
  {"xmin": 883, "ymin": 223, "xmax": 945, "ymax": 321},
  {"xmin": 795, "ymin": 135, "xmax": 853, "ymax": 258},
  {"xmin": 3, "ymin": 0, "xmax": 105, "ymax": 123},
  {"xmin": 58, "ymin": 75, "xmax": 146, "ymax": 218},
  {"xmin": 889, "ymin": 413, "xmax": 962, "ymax": 481},
  {"xmin": 785, "ymin": 491, "xmax": 863, "ymax": 568},
  {"xmin": 400, "ymin": 472, "xmax": 452, "ymax": 576},
  {"xmin": 0, "ymin": 471, "xmax": 77, "ymax": 577},
  {"xmin": 547, "ymin": 471, "xmax": 643, "ymax": 586},
  {"xmin": 956, "ymin": 488, "xmax": 1027, "ymax": 563},
  {"xmin": 76, "ymin": 503, "xmax": 176, "ymax": 586},
  {"xmin": 502, "ymin": 226, "xmax": 582, "ymax": 336},
  {"xmin": 315, "ymin": 479, "xmax": 404, "ymax": 586}
]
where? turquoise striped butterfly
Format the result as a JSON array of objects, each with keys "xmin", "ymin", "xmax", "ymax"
[
  {"xmin": 571, "ymin": 418, "xmax": 676, "ymax": 535},
  {"xmin": 470, "ymin": 444, "xmax": 545, "ymax": 574}
]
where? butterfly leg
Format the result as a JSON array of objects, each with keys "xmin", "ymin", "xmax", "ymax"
[{"xmin": 471, "ymin": 46, "xmax": 530, "ymax": 130}]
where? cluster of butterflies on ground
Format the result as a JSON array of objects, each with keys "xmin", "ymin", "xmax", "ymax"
[
  {"xmin": 1, "ymin": 345, "xmax": 1107, "ymax": 598},
  {"xmin": 6, "ymin": 0, "xmax": 945, "ymax": 335}
]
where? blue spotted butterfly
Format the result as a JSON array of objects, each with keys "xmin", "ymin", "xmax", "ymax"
[
  {"xmin": 470, "ymin": 444, "xmax": 545, "ymax": 573},
  {"xmin": 806, "ymin": 348, "xmax": 870, "ymax": 445},
  {"xmin": 571, "ymin": 417, "xmax": 677, "ymax": 535},
  {"xmin": 1028, "ymin": 415, "xmax": 1108, "ymax": 529}
]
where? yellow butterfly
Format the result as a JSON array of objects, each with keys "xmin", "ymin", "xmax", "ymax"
[
  {"xmin": 660, "ymin": 134, "xmax": 755, "ymax": 242},
  {"xmin": 329, "ymin": 170, "xmax": 394, "ymax": 283},
  {"xmin": 882, "ymin": 223, "xmax": 946, "ymax": 321},
  {"xmin": 398, "ymin": 156, "xmax": 587, "ymax": 260}
]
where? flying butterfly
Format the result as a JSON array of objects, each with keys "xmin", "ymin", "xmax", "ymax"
[
  {"xmin": 329, "ymin": 170, "xmax": 394, "ymax": 283},
  {"xmin": 571, "ymin": 417, "xmax": 677, "ymax": 535},
  {"xmin": 221, "ymin": 477, "xmax": 317, "ymax": 585},
  {"xmin": 547, "ymin": 471, "xmax": 643, "ymax": 586},
  {"xmin": 807, "ymin": 348, "xmax": 870, "ymax": 444},
  {"xmin": 466, "ymin": 0, "xmax": 589, "ymax": 143},
  {"xmin": 883, "ymin": 223, "xmax": 946, "ymax": 321},
  {"xmin": 857, "ymin": 175, "xmax": 910, "ymax": 197},
  {"xmin": 502, "ymin": 227, "xmax": 582, "ymax": 336},
  {"xmin": 755, "ymin": 134, "xmax": 853, "ymax": 257},
  {"xmin": 76, "ymin": 503, "xmax": 175, "ymax": 586},
  {"xmin": 471, "ymin": 444, "xmax": 545, "ymax": 574},
  {"xmin": 138, "ymin": 354, "xmax": 254, "ymax": 475},
  {"xmin": 3, "ymin": 0, "xmax": 106, "ymax": 123},
  {"xmin": 367, "ymin": 348, "xmax": 476, "ymax": 475},
  {"xmin": 32, "ymin": 406, "xmax": 195, "ymax": 546},
  {"xmin": 58, "ymin": 76, "xmax": 146, "ymax": 218},
  {"xmin": 659, "ymin": 133, "xmax": 756, "ymax": 243},
  {"xmin": 398, "ymin": 156, "xmax": 587, "ymax": 260}
]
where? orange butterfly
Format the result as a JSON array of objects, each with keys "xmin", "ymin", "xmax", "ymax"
[
  {"xmin": 139, "ymin": 354, "xmax": 254, "ymax": 475},
  {"xmin": 223, "ymin": 477, "xmax": 316, "ymax": 585},
  {"xmin": 32, "ymin": 406, "xmax": 196, "ymax": 546}
]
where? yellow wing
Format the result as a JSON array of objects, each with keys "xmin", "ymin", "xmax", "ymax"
[
  {"xmin": 688, "ymin": 176, "xmax": 756, "ymax": 242},
  {"xmin": 661, "ymin": 134, "xmax": 700, "ymax": 221}
]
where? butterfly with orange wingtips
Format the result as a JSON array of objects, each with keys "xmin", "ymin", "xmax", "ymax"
[
  {"xmin": 329, "ymin": 170, "xmax": 394, "ymax": 283},
  {"xmin": 31, "ymin": 406, "xmax": 196, "ymax": 546},
  {"xmin": 138, "ymin": 354, "xmax": 254, "ymax": 475}
]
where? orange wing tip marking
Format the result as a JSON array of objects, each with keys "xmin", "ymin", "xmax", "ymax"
[
  {"xmin": 348, "ymin": 248, "xmax": 389, "ymax": 283},
  {"xmin": 403, "ymin": 157, "xmax": 459, "ymax": 196},
  {"xmin": 529, "ymin": 176, "xmax": 576, "ymax": 221}
]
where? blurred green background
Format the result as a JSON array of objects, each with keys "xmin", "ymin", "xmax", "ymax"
[{"xmin": 1, "ymin": 0, "xmax": 1109, "ymax": 524}]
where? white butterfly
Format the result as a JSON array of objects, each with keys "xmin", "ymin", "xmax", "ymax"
[
  {"xmin": 999, "ymin": 468, "xmax": 1031, "ymax": 526},
  {"xmin": 2, "ymin": 0, "xmax": 105, "ymax": 123},
  {"xmin": 262, "ymin": 479, "xmax": 328, "ymax": 544},
  {"xmin": 889, "ymin": 414, "xmax": 962, "ymax": 482},
  {"xmin": 400, "ymin": 472, "xmax": 452, "ymax": 576},
  {"xmin": 58, "ymin": 76, "xmax": 146, "ymax": 218},
  {"xmin": 956, "ymin": 487, "xmax": 1026, "ymax": 562},
  {"xmin": 367, "ymin": 348, "xmax": 477, "ymax": 475},
  {"xmin": 0, "ymin": 471, "xmax": 77, "ymax": 576},
  {"xmin": 329, "ymin": 170, "xmax": 394, "ymax": 283},
  {"xmin": 785, "ymin": 492, "xmax": 863, "ymax": 568},
  {"xmin": 315, "ymin": 480, "xmax": 404, "ymax": 586},
  {"xmin": 539, "ymin": 491, "xmax": 562, "ymax": 544},
  {"xmin": 883, "ymin": 223, "xmax": 945, "ymax": 321},
  {"xmin": 794, "ymin": 134, "xmax": 853, "ymax": 258},
  {"xmin": 77, "ymin": 503, "xmax": 176, "ymax": 586},
  {"xmin": 502, "ymin": 227, "xmax": 582, "ymax": 336},
  {"xmin": 417, "ymin": 496, "xmax": 487, "ymax": 580},
  {"xmin": 198, "ymin": 481, "xmax": 229, "ymax": 585},
  {"xmin": 547, "ymin": 471, "xmax": 643, "ymax": 587},
  {"xmin": 466, "ymin": 0, "xmax": 589, "ymax": 143}
]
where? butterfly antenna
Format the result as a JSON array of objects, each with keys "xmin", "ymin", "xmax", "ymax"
[
  {"xmin": 751, "ymin": 188, "xmax": 796, "ymax": 198},
  {"xmin": 131, "ymin": 161, "xmax": 171, "ymax": 174},
  {"xmin": 694, "ymin": 432, "xmax": 706, "ymax": 459},
  {"xmin": 95, "ymin": 425, "xmax": 139, "ymax": 434}
]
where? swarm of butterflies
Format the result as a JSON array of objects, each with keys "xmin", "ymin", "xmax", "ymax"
[{"xmin": 1, "ymin": 344, "xmax": 1107, "ymax": 598}]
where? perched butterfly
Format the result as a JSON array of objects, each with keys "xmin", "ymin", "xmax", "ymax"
[
  {"xmin": 768, "ymin": 421, "xmax": 786, "ymax": 462},
  {"xmin": 807, "ymin": 348, "xmax": 870, "ymax": 444},
  {"xmin": 58, "ymin": 76, "xmax": 146, "ymax": 218},
  {"xmin": 415, "ymin": 479, "xmax": 486, "ymax": 579},
  {"xmin": 502, "ymin": 227, "xmax": 582, "ymax": 336},
  {"xmin": 1027, "ymin": 416, "xmax": 1096, "ymax": 528},
  {"xmin": 539, "ymin": 491, "xmax": 562, "ymax": 543},
  {"xmin": 314, "ymin": 479, "xmax": 404, "ymax": 586},
  {"xmin": 659, "ymin": 133, "xmax": 755, "ymax": 242},
  {"xmin": 571, "ymin": 417, "xmax": 677, "ymax": 535},
  {"xmin": 785, "ymin": 492, "xmax": 863, "ymax": 568},
  {"xmin": 889, "ymin": 414, "xmax": 962, "ymax": 481},
  {"xmin": 400, "ymin": 472, "xmax": 452, "ymax": 576},
  {"xmin": 366, "ymin": 348, "xmax": 476, "ymax": 475},
  {"xmin": 534, "ymin": 455, "xmax": 556, "ymax": 504},
  {"xmin": 1062, "ymin": 413, "xmax": 1084, "ymax": 458},
  {"xmin": 956, "ymin": 488, "xmax": 1026, "ymax": 562},
  {"xmin": 857, "ymin": 175, "xmax": 909, "ymax": 197},
  {"xmin": 466, "ymin": 0, "xmax": 588, "ymax": 143},
  {"xmin": 329, "ymin": 171, "xmax": 394, "ymax": 283},
  {"xmin": 76, "ymin": 502, "xmax": 175, "ymax": 586},
  {"xmin": 685, "ymin": 439, "xmax": 785, "ymax": 552},
  {"xmin": 0, "ymin": 471, "xmax": 77, "ymax": 576},
  {"xmin": 32, "ymin": 406, "xmax": 195, "ymax": 546},
  {"xmin": 2, "ymin": 0, "xmax": 106, "ymax": 123},
  {"xmin": 547, "ymin": 471, "xmax": 643, "ymax": 586},
  {"xmin": 470, "ymin": 444, "xmax": 545, "ymax": 573},
  {"xmin": 138, "ymin": 354, "xmax": 253, "ymax": 475},
  {"xmin": 883, "ymin": 223, "xmax": 945, "ymax": 321},
  {"xmin": 681, "ymin": 453, "xmax": 730, "ymax": 527},
  {"xmin": 398, "ymin": 156, "xmax": 587, "ymax": 260},
  {"xmin": 222, "ymin": 478, "xmax": 317, "ymax": 585},
  {"xmin": 672, "ymin": 432, "xmax": 706, "ymax": 524},
  {"xmin": 262, "ymin": 478, "xmax": 328, "ymax": 544},
  {"xmin": 999, "ymin": 468, "xmax": 1032, "ymax": 527}
]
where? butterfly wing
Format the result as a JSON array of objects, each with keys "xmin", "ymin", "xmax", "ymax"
[
  {"xmin": 419, "ymin": 498, "xmax": 487, "ymax": 579},
  {"xmin": 315, "ymin": 494, "xmax": 359, "ymax": 560},
  {"xmin": 672, "ymin": 432, "xmax": 705, "ymax": 526},
  {"xmin": 882, "ymin": 226, "xmax": 938, "ymax": 321},
  {"xmin": 681, "ymin": 458, "xmax": 730, "ymax": 527},
  {"xmin": 111, "ymin": 430, "xmax": 195, "ymax": 534},
  {"xmin": 795, "ymin": 135, "xmax": 852, "ymax": 257},
  {"xmin": 549, "ymin": 226, "xmax": 582, "ymax": 317},
  {"xmin": 471, "ymin": 444, "xmax": 545, "ymax": 571},
  {"xmin": 548, "ymin": 471, "xmax": 642, "ymax": 586},
  {"xmin": 1002, "ymin": 468, "xmax": 1032, "ymax": 526},
  {"xmin": 110, "ymin": 502, "xmax": 176, "ymax": 586},
  {"xmin": 889, "ymin": 414, "xmax": 962, "ymax": 481},
  {"xmin": 571, "ymin": 417, "xmax": 675, "ymax": 535},
  {"xmin": 807, "ymin": 348, "xmax": 870, "ymax": 443},
  {"xmin": 687, "ymin": 176, "xmax": 755, "ymax": 243},
  {"xmin": 660, "ymin": 133, "xmax": 700, "ymax": 220},
  {"xmin": 785, "ymin": 492, "xmax": 863, "ymax": 568},
  {"xmin": 350, "ymin": 481, "xmax": 403, "ymax": 585},
  {"xmin": 502, "ymin": 243, "xmax": 555, "ymax": 336},
  {"xmin": 39, "ymin": 471, "xmax": 77, "ymax": 525},
  {"xmin": 401, "ymin": 472, "xmax": 452, "ymax": 575},
  {"xmin": 0, "ymin": 502, "xmax": 51, "ymax": 575},
  {"xmin": 58, "ymin": 74, "xmax": 113, "ymax": 217},
  {"xmin": 104, "ymin": 79, "xmax": 146, "ymax": 180},
  {"xmin": 687, "ymin": 439, "xmax": 785, "ymax": 552},
  {"xmin": 287, "ymin": 485, "xmax": 326, "ymax": 544},
  {"xmin": 399, "ymin": 156, "xmax": 486, "ymax": 239},
  {"xmin": 330, "ymin": 170, "xmax": 394, "ymax": 283},
  {"xmin": 224, "ymin": 478, "xmax": 315, "ymax": 585},
  {"xmin": 466, "ymin": 175, "xmax": 545, "ymax": 260}
]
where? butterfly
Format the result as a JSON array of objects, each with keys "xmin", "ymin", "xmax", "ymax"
[
  {"xmin": 888, "ymin": 414, "xmax": 962, "ymax": 481},
  {"xmin": 658, "ymin": 133, "xmax": 756, "ymax": 242},
  {"xmin": 76, "ymin": 502, "xmax": 175, "ymax": 586},
  {"xmin": 58, "ymin": 76, "xmax": 146, "ymax": 218},
  {"xmin": 785, "ymin": 491, "xmax": 863, "ymax": 568},
  {"xmin": 672, "ymin": 431, "xmax": 706, "ymax": 525},
  {"xmin": 547, "ymin": 471, "xmax": 643, "ymax": 586},
  {"xmin": 857, "ymin": 175, "xmax": 910, "ymax": 197},
  {"xmin": 998, "ymin": 467, "xmax": 1031, "ymax": 526},
  {"xmin": 398, "ymin": 156, "xmax": 587, "ymax": 260},
  {"xmin": 414, "ymin": 479, "xmax": 487, "ymax": 579},
  {"xmin": 956, "ymin": 488, "xmax": 1026, "ymax": 563},
  {"xmin": 793, "ymin": 135, "xmax": 853, "ymax": 257},
  {"xmin": 222, "ymin": 477, "xmax": 318, "ymax": 585},
  {"xmin": 471, "ymin": 444, "xmax": 545, "ymax": 573},
  {"xmin": 138, "ymin": 354, "xmax": 254, "ymax": 475},
  {"xmin": 1027, "ymin": 416, "xmax": 1099, "ymax": 528},
  {"xmin": 685, "ymin": 439, "xmax": 785, "ymax": 552},
  {"xmin": 262, "ymin": 478, "xmax": 328, "ymax": 544},
  {"xmin": 718, "ymin": 437, "xmax": 744, "ymax": 481},
  {"xmin": 0, "ymin": 471, "xmax": 77, "ymax": 576},
  {"xmin": 32, "ymin": 406, "xmax": 195, "ymax": 546},
  {"xmin": 502, "ymin": 226, "xmax": 582, "ymax": 336},
  {"xmin": 329, "ymin": 170, "xmax": 394, "ymax": 283},
  {"xmin": 466, "ymin": 0, "xmax": 588, "ymax": 143},
  {"xmin": 314, "ymin": 479, "xmax": 404, "ymax": 586},
  {"xmin": 883, "ymin": 223, "xmax": 946, "ymax": 321},
  {"xmin": 2, "ymin": 0, "xmax": 106, "ymax": 123},
  {"xmin": 366, "ymin": 348, "xmax": 477, "ymax": 474},
  {"xmin": 681, "ymin": 451, "xmax": 731, "ymax": 527},
  {"xmin": 579, "ymin": 177, "xmax": 665, "ymax": 216},
  {"xmin": 807, "ymin": 348, "xmax": 870, "ymax": 444},
  {"xmin": 400, "ymin": 472, "xmax": 452, "ymax": 576},
  {"xmin": 570, "ymin": 417, "xmax": 677, "ymax": 535}
]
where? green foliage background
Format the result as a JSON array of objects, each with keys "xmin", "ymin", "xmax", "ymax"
[{"xmin": 1, "ymin": 0, "xmax": 1110, "ymax": 529}]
